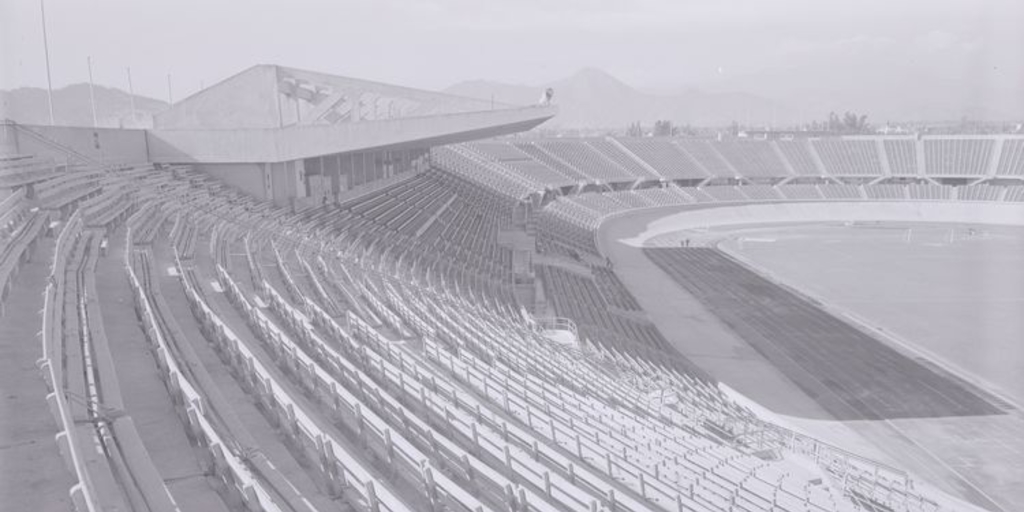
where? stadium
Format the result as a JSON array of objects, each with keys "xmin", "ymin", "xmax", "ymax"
[{"xmin": 3, "ymin": 55, "xmax": 1024, "ymax": 512}]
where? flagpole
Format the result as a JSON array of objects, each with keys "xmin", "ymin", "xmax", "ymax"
[
  {"xmin": 40, "ymin": 0, "xmax": 55, "ymax": 125},
  {"xmin": 87, "ymin": 57, "xmax": 98, "ymax": 127},
  {"xmin": 126, "ymin": 67, "xmax": 137, "ymax": 122}
]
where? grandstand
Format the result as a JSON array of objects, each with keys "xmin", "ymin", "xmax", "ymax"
[{"xmin": 3, "ymin": 65, "xmax": 1023, "ymax": 512}]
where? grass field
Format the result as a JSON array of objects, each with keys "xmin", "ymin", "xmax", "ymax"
[{"xmin": 717, "ymin": 222, "xmax": 1024, "ymax": 407}]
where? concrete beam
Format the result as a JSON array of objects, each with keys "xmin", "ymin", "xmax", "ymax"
[{"xmin": 147, "ymin": 105, "xmax": 557, "ymax": 164}]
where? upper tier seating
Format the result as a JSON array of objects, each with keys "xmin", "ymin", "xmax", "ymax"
[
  {"xmin": 466, "ymin": 142, "xmax": 576, "ymax": 188},
  {"xmin": 811, "ymin": 139, "xmax": 884, "ymax": 176},
  {"xmin": 586, "ymin": 138, "xmax": 660, "ymax": 179},
  {"xmin": 514, "ymin": 143, "xmax": 591, "ymax": 182},
  {"xmin": 995, "ymin": 139, "xmax": 1024, "ymax": 176},
  {"xmin": 447, "ymin": 136, "xmax": 1024, "ymax": 198},
  {"xmin": 713, "ymin": 140, "xmax": 790, "ymax": 177},
  {"xmin": 884, "ymin": 139, "xmax": 919, "ymax": 176},
  {"xmin": 924, "ymin": 138, "xmax": 994, "ymax": 176},
  {"xmin": 448, "ymin": 136, "xmax": 1024, "ymax": 195},
  {"xmin": 776, "ymin": 139, "xmax": 823, "ymax": 176},
  {"xmin": 534, "ymin": 140, "xmax": 636, "ymax": 182},
  {"xmin": 615, "ymin": 138, "xmax": 708, "ymax": 179},
  {"xmin": 1004, "ymin": 186, "xmax": 1024, "ymax": 202},
  {"xmin": 432, "ymin": 145, "xmax": 538, "ymax": 199},
  {"xmin": 675, "ymin": 140, "xmax": 735, "ymax": 177}
]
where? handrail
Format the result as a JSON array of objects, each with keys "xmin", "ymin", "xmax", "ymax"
[
  {"xmin": 37, "ymin": 210, "xmax": 101, "ymax": 512},
  {"xmin": 532, "ymin": 316, "xmax": 578, "ymax": 339}
]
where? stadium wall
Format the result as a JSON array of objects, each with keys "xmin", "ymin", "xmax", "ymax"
[
  {"xmin": 200, "ymin": 163, "xmax": 270, "ymax": 200},
  {"xmin": 11, "ymin": 124, "xmax": 149, "ymax": 164},
  {"xmin": 605, "ymin": 201, "xmax": 1024, "ymax": 248},
  {"xmin": 198, "ymin": 160, "xmax": 306, "ymax": 206}
]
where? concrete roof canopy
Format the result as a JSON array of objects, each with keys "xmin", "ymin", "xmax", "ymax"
[{"xmin": 148, "ymin": 64, "xmax": 556, "ymax": 163}]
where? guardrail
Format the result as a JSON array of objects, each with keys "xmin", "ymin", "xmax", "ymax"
[
  {"xmin": 36, "ymin": 211, "xmax": 101, "ymax": 512},
  {"xmin": 532, "ymin": 316, "xmax": 578, "ymax": 339}
]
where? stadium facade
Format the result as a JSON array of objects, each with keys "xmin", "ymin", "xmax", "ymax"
[{"xmin": 4, "ymin": 64, "xmax": 557, "ymax": 206}]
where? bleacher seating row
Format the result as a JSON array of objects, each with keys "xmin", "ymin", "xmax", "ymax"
[
  {"xmin": 0, "ymin": 154, "xmax": 61, "ymax": 188},
  {"xmin": 1, "ymin": 155, "xmax": 55, "ymax": 315},
  {"xmin": 0, "ymin": 207, "xmax": 47, "ymax": 315},
  {"xmin": 295, "ymin": 167, "xmax": 520, "ymax": 304},
  {"xmin": 535, "ymin": 263, "xmax": 703, "ymax": 382}
]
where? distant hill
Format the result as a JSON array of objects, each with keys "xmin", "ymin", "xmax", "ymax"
[
  {"xmin": 0, "ymin": 83, "xmax": 167, "ymax": 128},
  {"xmin": 444, "ymin": 67, "xmax": 792, "ymax": 129}
]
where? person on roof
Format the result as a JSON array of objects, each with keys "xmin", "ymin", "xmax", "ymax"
[{"xmin": 539, "ymin": 88, "xmax": 554, "ymax": 105}]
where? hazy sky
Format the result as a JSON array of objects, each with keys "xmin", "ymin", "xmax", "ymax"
[{"xmin": 2, "ymin": 0, "xmax": 1022, "ymax": 100}]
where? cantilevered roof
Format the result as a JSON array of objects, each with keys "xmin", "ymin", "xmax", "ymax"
[
  {"xmin": 148, "ymin": 64, "xmax": 556, "ymax": 163},
  {"xmin": 155, "ymin": 64, "xmax": 524, "ymax": 130}
]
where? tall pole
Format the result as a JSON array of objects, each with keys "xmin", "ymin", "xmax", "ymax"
[
  {"xmin": 40, "ymin": 0, "xmax": 55, "ymax": 125},
  {"xmin": 166, "ymin": 73, "xmax": 173, "ymax": 104},
  {"xmin": 87, "ymin": 57, "xmax": 98, "ymax": 127},
  {"xmin": 126, "ymin": 67, "xmax": 137, "ymax": 122}
]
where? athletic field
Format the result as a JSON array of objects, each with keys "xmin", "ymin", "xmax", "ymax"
[
  {"xmin": 717, "ymin": 222, "xmax": 1024, "ymax": 407},
  {"xmin": 645, "ymin": 245, "xmax": 1006, "ymax": 420}
]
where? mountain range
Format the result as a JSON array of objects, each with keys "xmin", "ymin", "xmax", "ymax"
[
  {"xmin": 0, "ymin": 83, "xmax": 167, "ymax": 128},
  {"xmin": 444, "ymin": 68, "xmax": 790, "ymax": 129}
]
